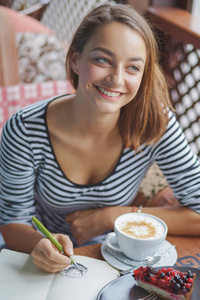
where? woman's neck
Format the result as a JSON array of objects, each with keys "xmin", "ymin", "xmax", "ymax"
[{"xmin": 67, "ymin": 94, "xmax": 121, "ymax": 140}]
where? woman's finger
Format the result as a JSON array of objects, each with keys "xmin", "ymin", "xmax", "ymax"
[{"xmin": 55, "ymin": 234, "xmax": 74, "ymax": 257}]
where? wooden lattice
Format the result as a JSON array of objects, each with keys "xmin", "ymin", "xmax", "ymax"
[
  {"xmin": 163, "ymin": 38, "xmax": 200, "ymax": 156},
  {"xmin": 11, "ymin": 0, "xmax": 117, "ymax": 43}
]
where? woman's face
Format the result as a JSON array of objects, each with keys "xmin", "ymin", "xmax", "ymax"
[{"xmin": 71, "ymin": 21, "xmax": 147, "ymax": 115}]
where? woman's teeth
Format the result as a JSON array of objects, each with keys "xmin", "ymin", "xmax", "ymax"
[{"xmin": 97, "ymin": 87, "xmax": 121, "ymax": 97}]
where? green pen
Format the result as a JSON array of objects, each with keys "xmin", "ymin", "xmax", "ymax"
[{"xmin": 32, "ymin": 216, "xmax": 82, "ymax": 272}]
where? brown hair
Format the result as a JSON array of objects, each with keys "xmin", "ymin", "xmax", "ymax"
[{"xmin": 66, "ymin": 3, "xmax": 173, "ymax": 151}]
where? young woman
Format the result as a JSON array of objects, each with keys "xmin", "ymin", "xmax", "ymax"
[{"xmin": 0, "ymin": 3, "xmax": 200, "ymax": 273}]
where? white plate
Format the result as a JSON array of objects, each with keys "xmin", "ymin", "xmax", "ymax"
[{"xmin": 101, "ymin": 235, "xmax": 177, "ymax": 271}]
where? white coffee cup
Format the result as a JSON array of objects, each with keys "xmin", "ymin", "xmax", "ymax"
[{"xmin": 105, "ymin": 212, "xmax": 168, "ymax": 261}]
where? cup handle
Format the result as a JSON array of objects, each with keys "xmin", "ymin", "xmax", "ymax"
[{"xmin": 105, "ymin": 232, "xmax": 120, "ymax": 251}]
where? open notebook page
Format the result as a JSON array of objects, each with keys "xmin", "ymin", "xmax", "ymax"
[{"xmin": 0, "ymin": 249, "xmax": 119, "ymax": 300}]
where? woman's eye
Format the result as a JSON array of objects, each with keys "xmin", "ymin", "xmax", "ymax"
[
  {"xmin": 96, "ymin": 57, "xmax": 109, "ymax": 64},
  {"xmin": 128, "ymin": 65, "xmax": 140, "ymax": 73}
]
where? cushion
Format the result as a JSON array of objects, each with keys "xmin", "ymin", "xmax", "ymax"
[
  {"xmin": 0, "ymin": 80, "xmax": 75, "ymax": 136},
  {"xmin": 0, "ymin": 6, "xmax": 53, "ymax": 33},
  {"xmin": 16, "ymin": 32, "xmax": 68, "ymax": 83},
  {"xmin": 0, "ymin": 6, "xmax": 66, "ymax": 86},
  {"xmin": 138, "ymin": 164, "xmax": 180, "ymax": 208},
  {"xmin": 139, "ymin": 163, "xmax": 169, "ymax": 199}
]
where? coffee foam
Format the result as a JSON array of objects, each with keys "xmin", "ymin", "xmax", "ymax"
[{"xmin": 117, "ymin": 215, "xmax": 165, "ymax": 239}]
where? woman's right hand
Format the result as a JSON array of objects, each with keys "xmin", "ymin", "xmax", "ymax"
[{"xmin": 31, "ymin": 234, "xmax": 73, "ymax": 273}]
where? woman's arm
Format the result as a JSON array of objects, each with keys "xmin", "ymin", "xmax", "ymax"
[
  {"xmin": 0, "ymin": 114, "xmax": 73, "ymax": 273},
  {"xmin": 1, "ymin": 223, "xmax": 43, "ymax": 253},
  {"xmin": 140, "ymin": 205, "xmax": 200, "ymax": 236},
  {"xmin": 66, "ymin": 204, "xmax": 200, "ymax": 246}
]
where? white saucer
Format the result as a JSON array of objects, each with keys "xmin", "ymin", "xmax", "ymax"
[{"xmin": 101, "ymin": 236, "xmax": 177, "ymax": 271}]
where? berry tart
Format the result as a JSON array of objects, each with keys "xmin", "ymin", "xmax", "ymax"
[{"xmin": 133, "ymin": 266, "xmax": 196, "ymax": 300}]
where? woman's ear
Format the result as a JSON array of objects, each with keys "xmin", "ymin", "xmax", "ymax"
[{"xmin": 70, "ymin": 51, "xmax": 80, "ymax": 75}]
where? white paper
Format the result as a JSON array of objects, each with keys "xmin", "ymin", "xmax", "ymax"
[
  {"xmin": 0, "ymin": 249, "xmax": 53, "ymax": 300},
  {"xmin": 47, "ymin": 256, "xmax": 119, "ymax": 300},
  {"xmin": 0, "ymin": 249, "xmax": 119, "ymax": 300}
]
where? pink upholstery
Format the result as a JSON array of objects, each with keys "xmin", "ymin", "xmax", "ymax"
[
  {"xmin": 0, "ymin": 6, "xmax": 53, "ymax": 33},
  {"xmin": 0, "ymin": 80, "xmax": 75, "ymax": 136}
]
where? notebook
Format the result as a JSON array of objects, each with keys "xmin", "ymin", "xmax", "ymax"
[{"xmin": 0, "ymin": 249, "xmax": 119, "ymax": 300}]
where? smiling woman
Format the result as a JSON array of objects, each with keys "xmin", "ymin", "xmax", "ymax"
[
  {"xmin": 66, "ymin": 4, "xmax": 172, "ymax": 151},
  {"xmin": 0, "ymin": 3, "xmax": 200, "ymax": 274}
]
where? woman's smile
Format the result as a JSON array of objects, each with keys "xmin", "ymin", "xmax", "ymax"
[{"xmin": 95, "ymin": 86, "xmax": 123, "ymax": 100}]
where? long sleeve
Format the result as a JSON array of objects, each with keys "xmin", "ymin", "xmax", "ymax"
[
  {"xmin": 153, "ymin": 111, "xmax": 200, "ymax": 212},
  {"xmin": 0, "ymin": 111, "xmax": 36, "ymax": 225}
]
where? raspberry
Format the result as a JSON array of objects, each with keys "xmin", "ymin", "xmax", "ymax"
[
  {"xmin": 161, "ymin": 267, "xmax": 167, "ymax": 273},
  {"xmin": 166, "ymin": 267, "xmax": 174, "ymax": 272},
  {"xmin": 187, "ymin": 277, "xmax": 193, "ymax": 283},
  {"xmin": 185, "ymin": 283, "xmax": 192, "ymax": 290},
  {"xmin": 158, "ymin": 279, "xmax": 167, "ymax": 288},
  {"xmin": 171, "ymin": 271, "xmax": 178, "ymax": 276},
  {"xmin": 150, "ymin": 276, "xmax": 158, "ymax": 284}
]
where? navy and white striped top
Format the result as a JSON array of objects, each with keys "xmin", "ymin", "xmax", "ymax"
[{"xmin": 0, "ymin": 97, "xmax": 200, "ymax": 246}]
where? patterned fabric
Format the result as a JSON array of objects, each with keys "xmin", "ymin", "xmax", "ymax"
[
  {"xmin": 0, "ymin": 80, "xmax": 75, "ymax": 136},
  {"xmin": 1, "ymin": 97, "xmax": 200, "ymax": 246},
  {"xmin": 16, "ymin": 32, "xmax": 68, "ymax": 84}
]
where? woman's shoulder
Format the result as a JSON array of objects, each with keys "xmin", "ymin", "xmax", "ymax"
[
  {"xmin": 2, "ymin": 96, "xmax": 64, "ymax": 139},
  {"xmin": 20, "ymin": 97, "xmax": 56, "ymax": 120},
  {"xmin": 8, "ymin": 96, "xmax": 69, "ymax": 126}
]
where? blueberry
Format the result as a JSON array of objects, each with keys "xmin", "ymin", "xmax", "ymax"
[
  {"xmin": 183, "ymin": 276, "xmax": 188, "ymax": 283},
  {"xmin": 173, "ymin": 283, "xmax": 181, "ymax": 294},
  {"xmin": 159, "ymin": 272, "xmax": 165, "ymax": 279},
  {"xmin": 182, "ymin": 286, "xmax": 187, "ymax": 293},
  {"xmin": 186, "ymin": 271, "xmax": 194, "ymax": 278},
  {"xmin": 174, "ymin": 275, "xmax": 180, "ymax": 281},
  {"xmin": 170, "ymin": 279, "xmax": 176, "ymax": 285},
  {"xmin": 178, "ymin": 278, "xmax": 184, "ymax": 285},
  {"xmin": 146, "ymin": 266, "xmax": 156, "ymax": 275},
  {"xmin": 174, "ymin": 283, "xmax": 181, "ymax": 290},
  {"xmin": 145, "ymin": 275, "xmax": 151, "ymax": 282}
]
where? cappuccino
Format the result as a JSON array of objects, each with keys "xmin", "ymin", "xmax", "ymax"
[
  {"xmin": 105, "ymin": 212, "xmax": 168, "ymax": 260},
  {"xmin": 117, "ymin": 215, "xmax": 165, "ymax": 239}
]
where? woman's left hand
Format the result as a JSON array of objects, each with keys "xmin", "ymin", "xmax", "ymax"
[{"xmin": 65, "ymin": 206, "xmax": 131, "ymax": 245}]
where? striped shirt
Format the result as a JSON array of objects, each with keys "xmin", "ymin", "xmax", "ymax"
[{"xmin": 0, "ymin": 97, "xmax": 200, "ymax": 246}]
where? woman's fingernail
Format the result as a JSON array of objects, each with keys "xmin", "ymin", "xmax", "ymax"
[{"xmin": 68, "ymin": 248, "xmax": 74, "ymax": 256}]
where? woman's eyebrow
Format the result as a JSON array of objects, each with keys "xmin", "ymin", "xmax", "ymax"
[
  {"xmin": 91, "ymin": 47, "xmax": 145, "ymax": 63},
  {"xmin": 91, "ymin": 47, "xmax": 113, "ymax": 56},
  {"xmin": 129, "ymin": 57, "xmax": 145, "ymax": 63}
]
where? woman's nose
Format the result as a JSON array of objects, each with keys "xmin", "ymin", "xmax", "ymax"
[{"xmin": 106, "ymin": 66, "xmax": 124, "ymax": 86}]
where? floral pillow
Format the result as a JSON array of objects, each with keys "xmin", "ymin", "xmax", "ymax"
[
  {"xmin": 15, "ymin": 32, "xmax": 68, "ymax": 84},
  {"xmin": 139, "ymin": 163, "xmax": 169, "ymax": 199}
]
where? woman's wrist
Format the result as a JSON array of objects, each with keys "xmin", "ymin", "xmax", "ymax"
[
  {"xmin": 132, "ymin": 205, "xmax": 143, "ymax": 213},
  {"xmin": 132, "ymin": 206, "xmax": 136, "ymax": 212}
]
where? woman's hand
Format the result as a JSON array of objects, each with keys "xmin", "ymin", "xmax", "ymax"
[
  {"xmin": 31, "ymin": 234, "xmax": 73, "ymax": 273},
  {"xmin": 65, "ymin": 206, "xmax": 132, "ymax": 245}
]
